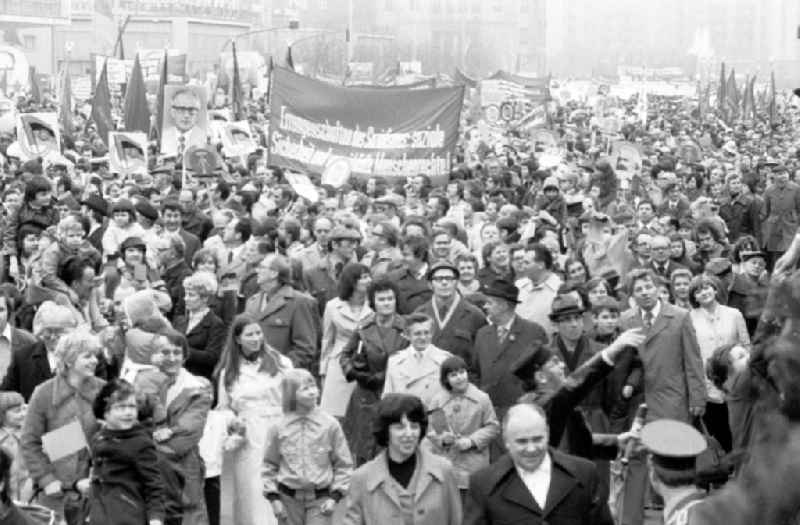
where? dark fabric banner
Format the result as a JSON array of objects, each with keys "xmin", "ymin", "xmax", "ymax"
[{"xmin": 268, "ymin": 67, "xmax": 463, "ymax": 181}]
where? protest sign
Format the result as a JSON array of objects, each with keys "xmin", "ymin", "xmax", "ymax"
[
  {"xmin": 94, "ymin": 55, "xmax": 132, "ymax": 86},
  {"xmin": 184, "ymin": 145, "xmax": 223, "ymax": 178},
  {"xmin": 285, "ymin": 171, "xmax": 321, "ymax": 203},
  {"xmin": 268, "ymin": 67, "xmax": 463, "ymax": 183},
  {"xmin": 138, "ymin": 49, "xmax": 187, "ymax": 89},
  {"xmin": 109, "ymin": 131, "xmax": 148, "ymax": 175},
  {"xmin": 16, "ymin": 113, "xmax": 60, "ymax": 160},
  {"xmin": 0, "ymin": 97, "xmax": 15, "ymax": 134},
  {"xmin": 479, "ymin": 72, "xmax": 550, "ymax": 130},
  {"xmin": 610, "ymin": 141, "xmax": 643, "ymax": 174},
  {"xmin": 160, "ymin": 85, "xmax": 208, "ymax": 157},
  {"xmin": 220, "ymin": 121, "xmax": 257, "ymax": 158}
]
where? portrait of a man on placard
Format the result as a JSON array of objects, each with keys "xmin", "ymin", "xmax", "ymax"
[{"xmin": 160, "ymin": 85, "xmax": 208, "ymax": 158}]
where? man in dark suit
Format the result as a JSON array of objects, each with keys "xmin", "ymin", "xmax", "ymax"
[
  {"xmin": 472, "ymin": 279, "xmax": 547, "ymax": 438},
  {"xmin": 157, "ymin": 233, "xmax": 194, "ymax": 321},
  {"xmin": 415, "ymin": 261, "xmax": 486, "ymax": 373},
  {"xmin": 244, "ymin": 253, "xmax": 319, "ymax": 371},
  {"xmin": 389, "ymin": 235, "xmax": 433, "ymax": 314},
  {"xmin": 80, "ymin": 194, "xmax": 108, "ymax": 254},
  {"xmin": 162, "ymin": 199, "xmax": 200, "ymax": 265},
  {"xmin": 648, "ymin": 234, "xmax": 685, "ymax": 280},
  {"xmin": 465, "ymin": 403, "xmax": 613, "ymax": 525},
  {"xmin": 179, "ymin": 189, "xmax": 213, "ymax": 243}
]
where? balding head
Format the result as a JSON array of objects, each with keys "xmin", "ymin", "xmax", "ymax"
[{"xmin": 503, "ymin": 403, "xmax": 550, "ymax": 472}]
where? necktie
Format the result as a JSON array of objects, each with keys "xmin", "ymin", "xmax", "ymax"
[
  {"xmin": 178, "ymin": 134, "xmax": 186, "ymax": 158},
  {"xmin": 497, "ymin": 326, "xmax": 509, "ymax": 344},
  {"xmin": 643, "ymin": 310, "xmax": 654, "ymax": 330},
  {"xmin": 228, "ymin": 250, "xmax": 234, "ymax": 264}
]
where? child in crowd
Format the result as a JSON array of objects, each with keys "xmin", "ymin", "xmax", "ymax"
[
  {"xmin": 0, "ymin": 391, "xmax": 31, "ymax": 502},
  {"xmin": 83, "ymin": 378, "xmax": 165, "ymax": 525},
  {"xmin": 426, "ymin": 356, "xmax": 499, "ymax": 495},
  {"xmin": 32, "ymin": 214, "xmax": 100, "ymax": 299},
  {"xmin": 262, "ymin": 368, "xmax": 353, "ymax": 525},
  {"xmin": 591, "ymin": 296, "xmax": 642, "ymax": 433}
]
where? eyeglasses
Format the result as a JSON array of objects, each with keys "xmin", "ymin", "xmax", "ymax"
[
  {"xmin": 172, "ymin": 106, "xmax": 199, "ymax": 115},
  {"xmin": 431, "ymin": 276, "xmax": 456, "ymax": 282}
]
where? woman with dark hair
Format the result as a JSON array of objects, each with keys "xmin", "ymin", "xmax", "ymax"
[
  {"xmin": 342, "ymin": 393, "xmax": 462, "ymax": 525},
  {"xmin": 319, "ymin": 263, "xmax": 372, "ymax": 417},
  {"xmin": 687, "ymin": 274, "xmax": 749, "ymax": 452},
  {"xmin": 476, "ymin": 241, "xmax": 510, "ymax": 287},
  {"xmin": 4, "ymin": 175, "xmax": 58, "ymax": 282},
  {"xmin": 339, "ymin": 279, "xmax": 406, "ymax": 466},
  {"xmin": 214, "ymin": 314, "xmax": 292, "ymax": 525},
  {"xmin": 584, "ymin": 277, "xmax": 614, "ymax": 306},
  {"xmin": 564, "ymin": 256, "xmax": 589, "ymax": 285}
]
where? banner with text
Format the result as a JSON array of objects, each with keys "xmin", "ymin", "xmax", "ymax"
[{"xmin": 268, "ymin": 67, "xmax": 463, "ymax": 182}]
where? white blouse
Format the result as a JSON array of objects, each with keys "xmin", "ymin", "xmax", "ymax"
[{"xmin": 689, "ymin": 304, "xmax": 750, "ymax": 402}]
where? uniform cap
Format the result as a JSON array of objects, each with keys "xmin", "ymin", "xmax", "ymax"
[{"xmin": 641, "ymin": 419, "xmax": 706, "ymax": 472}]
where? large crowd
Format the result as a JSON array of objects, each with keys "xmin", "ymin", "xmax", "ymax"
[{"xmin": 0, "ymin": 70, "xmax": 797, "ymax": 525}]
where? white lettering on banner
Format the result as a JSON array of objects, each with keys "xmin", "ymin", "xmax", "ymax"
[
  {"xmin": 278, "ymin": 106, "xmax": 446, "ymax": 150},
  {"xmin": 270, "ymin": 132, "xmax": 450, "ymax": 177}
]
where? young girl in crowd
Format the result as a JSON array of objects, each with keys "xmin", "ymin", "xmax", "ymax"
[
  {"xmin": 84, "ymin": 378, "xmax": 165, "ymax": 525},
  {"xmin": 0, "ymin": 391, "xmax": 30, "ymax": 502},
  {"xmin": 426, "ymin": 356, "xmax": 499, "ymax": 495},
  {"xmin": 262, "ymin": 368, "xmax": 353, "ymax": 525}
]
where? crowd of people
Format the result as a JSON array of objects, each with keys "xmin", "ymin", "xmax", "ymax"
[{"xmin": 0, "ymin": 72, "xmax": 798, "ymax": 525}]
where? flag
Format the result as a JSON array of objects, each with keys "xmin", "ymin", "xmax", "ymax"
[
  {"xmin": 230, "ymin": 41, "xmax": 244, "ymax": 121},
  {"xmin": 123, "ymin": 54, "xmax": 149, "ymax": 134},
  {"xmin": 743, "ymin": 75, "xmax": 756, "ymax": 120},
  {"xmin": 716, "ymin": 62, "xmax": 726, "ymax": 114},
  {"xmin": 58, "ymin": 63, "xmax": 74, "ymax": 142},
  {"xmin": 726, "ymin": 68, "xmax": 739, "ymax": 120},
  {"xmin": 769, "ymin": 70, "xmax": 777, "ymax": 127},
  {"xmin": 150, "ymin": 50, "xmax": 168, "ymax": 141},
  {"xmin": 28, "ymin": 66, "xmax": 40, "ymax": 103},
  {"xmin": 91, "ymin": 60, "xmax": 113, "ymax": 147},
  {"xmin": 265, "ymin": 55, "xmax": 274, "ymax": 104},
  {"xmin": 285, "ymin": 46, "xmax": 295, "ymax": 71},
  {"xmin": 697, "ymin": 81, "xmax": 705, "ymax": 119}
]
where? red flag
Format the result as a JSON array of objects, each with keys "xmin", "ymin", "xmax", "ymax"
[
  {"xmin": 286, "ymin": 46, "xmax": 295, "ymax": 71},
  {"xmin": 230, "ymin": 41, "xmax": 244, "ymax": 120},
  {"xmin": 716, "ymin": 62, "xmax": 726, "ymax": 114},
  {"xmin": 769, "ymin": 70, "xmax": 777, "ymax": 127},
  {"xmin": 726, "ymin": 68, "xmax": 738, "ymax": 120},
  {"xmin": 58, "ymin": 64, "xmax": 74, "ymax": 142},
  {"xmin": 151, "ymin": 50, "xmax": 168, "ymax": 142},
  {"xmin": 91, "ymin": 60, "xmax": 113, "ymax": 147},
  {"xmin": 123, "ymin": 54, "xmax": 150, "ymax": 134}
]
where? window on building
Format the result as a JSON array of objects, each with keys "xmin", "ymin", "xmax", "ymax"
[{"xmin": 23, "ymin": 35, "xmax": 35, "ymax": 51}]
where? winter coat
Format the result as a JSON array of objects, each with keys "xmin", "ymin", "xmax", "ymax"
[
  {"xmin": 3, "ymin": 203, "xmax": 59, "ymax": 257},
  {"xmin": 89, "ymin": 424, "xmax": 165, "ymax": 525}
]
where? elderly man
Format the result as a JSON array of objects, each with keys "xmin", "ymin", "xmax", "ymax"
[
  {"xmin": 245, "ymin": 253, "xmax": 319, "ymax": 371},
  {"xmin": 156, "ymin": 233, "xmax": 193, "ymax": 321},
  {"xmin": 161, "ymin": 87, "xmax": 207, "ymax": 157},
  {"xmin": 472, "ymin": 278, "xmax": 548, "ymax": 443},
  {"xmin": 465, "ymin": 403, "xmax": 614, "ymax": 525}
]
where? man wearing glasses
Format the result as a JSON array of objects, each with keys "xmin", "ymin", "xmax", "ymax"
[{"xmin": 161, "ymin": 87, "xmax": 208, "ymax": 158}]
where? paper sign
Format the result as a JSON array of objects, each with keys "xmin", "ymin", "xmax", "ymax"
[
  {"xmin": 41, "ymin": 420, "xmax": 88, "ymax": 462},
  {"xmin": 285, "ymin": 172, "xmax": 320, "ymax": 203},
  {"xmin": 321, "ymin": 158, "xmax": 351, "ymax": 188}
]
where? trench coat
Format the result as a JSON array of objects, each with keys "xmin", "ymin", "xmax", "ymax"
[
  {"xmin": 619, "ymin": 302, "xmax": 706, "ymax": 422},
  {"xmin": 339, "ymin": 314, "xmax": 407, "ymax": 465},
  {"xmin": 761, "ymin": 181, "xmax": 800, "ymax": 252},
  {"xmin": 244, "ymin": 284, "xmax": 320, "ymax": 371},
  {"xmin": 21, "ymin": 374, "xmax": 105, "ymax": 517},
  {"xmin": 157, "ymin": 369, "xmax": 213, "ymax": 525},
  {"xmin": 383, "ymin": 345, "xmax": 453, "ymax": 410},
  {"xmin": 320, "ymin": 297, "xmax": 372, "ymax": 416},
  {"xmin": 426, "ymin": 384, "xmax": 499, "ymax": 489},
  {"xmin": 342, "ymin": 449, "xmax": 462, "ymax": 525}
]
